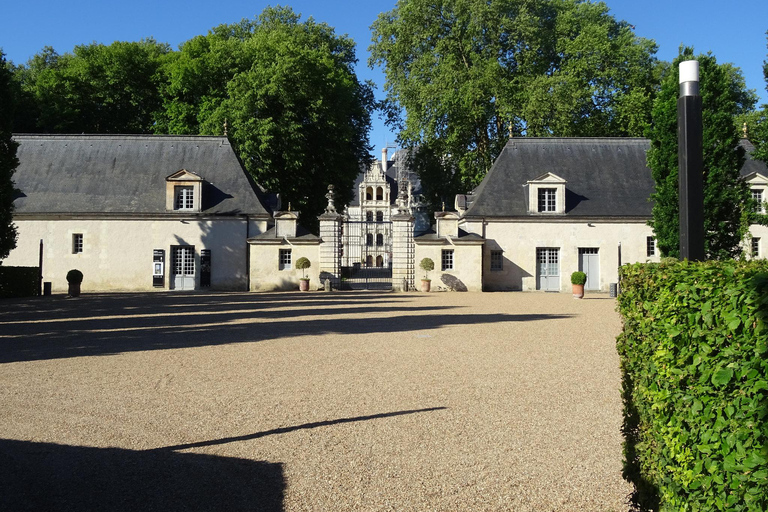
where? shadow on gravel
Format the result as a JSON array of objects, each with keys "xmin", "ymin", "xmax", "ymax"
[
  {"xmin": 0, "ymin": 438, "xmax": 284, "ymax": 512},
  {"xmin": 156, "ymin": 407, "xmax": 448, "ymax": 452},
  {"xmin": 0, "ymin": 292, "xmax": 574, "ymax": 363}
]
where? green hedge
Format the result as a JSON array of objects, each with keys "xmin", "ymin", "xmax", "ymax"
[
  {"xmin": 617, "ymin": 260, "xmax": 768, "ymax": 511},
  {"xmin": 0, "ymin": 266, "xmax": 39, "ymax": 298}
]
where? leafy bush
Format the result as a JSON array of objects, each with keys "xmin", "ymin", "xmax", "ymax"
[
  {"xmin": 419, "ymin": 258, "xmax": 434, "ymax": 280},
  {"xmin": 617, "ymin": 260, "xmax": 768, "ymax": 511},
  {"xmin": 570, "ymin": 271, "xmax": 587, "ymax": 285},
  {"xmin": 295, "ymin": 257, "xmax": 310, "ymax": 279},
  {"xmin": 0, "ymin": 266, "xmax": 38, "ymax": 298},
  {"xmin": 66, "ymin": 269, "xmax": 83, "ymax": 284}
]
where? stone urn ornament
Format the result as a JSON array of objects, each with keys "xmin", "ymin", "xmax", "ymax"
[{"xmin": 571, "ymin": 271, "xmax": 586, "ymax": 299}]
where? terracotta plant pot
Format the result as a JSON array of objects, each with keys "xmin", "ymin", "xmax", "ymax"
[
  {"xmin": 572, "ymin": 284, "xmax": 584, "ymax": 299},
  {"xmin": 299, "ymin": 279, "xmax": 310, "ymax": 292},
  {"xmin": 421, "ymin": 279, "xmax": 431, "ymax": 293}
]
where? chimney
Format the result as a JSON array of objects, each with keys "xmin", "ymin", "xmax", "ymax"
[{"xmin": 381, "ymin": 147, "xmax": 388, "ymax": 174}]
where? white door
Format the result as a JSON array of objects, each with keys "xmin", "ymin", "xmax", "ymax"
[
  {"xmin": 579, "ymin": 248, "xmax": 600, "ymax": 291},
  {"xmin": 537, "ymin": 248, "xmax": 560, "ymax": 291},
  {"xmin": 172, "ymin": 246, "xmax": 195, "ymax": 290}
]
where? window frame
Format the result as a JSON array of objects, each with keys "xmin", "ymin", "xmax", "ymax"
[
  {"xmin": 490, "ymin": 250, "xmax": 503, "ymax": 271},
  {"xmin": 175, "ymin": 185, "xmax": 195, "ymax": 211},
  {"xmin": 646, "ymin": 236, "xmax": 656, "ymax": 258},
  {"xmin": 441, "ymin": 249, "xmax": 454, "ymax": 271},
  {"xmin": 279, "ymin": 249, "xmax": 292, "ymax": 270},
  {"xmin": 752, "ymin": 237, "xmax": 760, "ymax": 258},
  {"xmin": 538, "ymin": 188, "xmax": 557, "ymax": 212},
  {"xmin": 752, "ymin": 189, "xmax": 764, "ymax": 213},
  {"xmin": 72, "ymin": 233, "xmax": 83, "ymax": 254}
]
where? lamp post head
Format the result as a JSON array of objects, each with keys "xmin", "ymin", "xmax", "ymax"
[{"xmin": 679, "ymin": 60, "xmax": 699, "ymax": 97}]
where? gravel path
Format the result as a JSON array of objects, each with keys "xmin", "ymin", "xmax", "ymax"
[{"xmin": 0, "ymin": 291, "xmax": 633, "ymax": 511}]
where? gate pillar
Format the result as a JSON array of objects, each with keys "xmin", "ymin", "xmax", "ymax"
[
  {"xmin": 318, "ymin": 185, "xmax": 343, "ymax": 289},
  {"xmin": 391, "ymin": 212, "xmax": 415, "ymax": 291}
]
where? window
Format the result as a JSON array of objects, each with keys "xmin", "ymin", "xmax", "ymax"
[
  {"xmin": 752, "ymin": 189, "xmax": 764, "ymax": 212},
  {"xmin": 279, "ymin": 249, "xmax": 292, "ymax": 270},
  {"xmin": 175, "ymin": 186, "xmax": 194, "ymax": 210},
  {"xmin": 490, "ymin": 250, "xmax": 503, "ymax": 271},
  {"xmin": 376, "ymin": 211, "xmax": 383, "ymax": 222},
  {"xmin": 441, "ymin": 249, "xmax": 454, "ymax": 271},
  {"xmin": 366, "ymin": 234, "xmax": 373, "ymax": 247},
  {"xmin": 376, "ymin": 187, "xmax": 383, "ymax": 200},
  {"xmin": 753, "ymin": 237, "xmax": 760, "ymax": 258},
  {"xmin": 647, "ymin": 237, "xmax": 656, "ymax": 257},
  {"xmin": 538, "ymin": 188, "xmax": 556, "ymax": 212},
  {"xmin": 365, "ymin": 187, "xmax": 373, "ymax": 201},
  {"xmin": 366, "ymin": 211, "xmax": 373, "ymax": 222},
  {"xmin": 376, "ymin": 233, "xmax": 384, "ymax": 246},
  {"xmin": 72, "ymin": 233, "xmax": 83, "ymax": 254}
]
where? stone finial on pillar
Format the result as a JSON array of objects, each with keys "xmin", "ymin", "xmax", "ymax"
[
  {"xmin": 397, "ymin": 177, "xmax": 409, "ymax": 214},
  {"xmin": 325, "ymin": 184, "xmax": 337, "ymax": 213}
]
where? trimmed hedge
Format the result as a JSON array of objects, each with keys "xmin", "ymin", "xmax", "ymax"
[
  {"xmin": 0, "ymin": 266, "xmax": 39, "ymax": 298},
  {"xmin": 617, "ymin": 260, "xmax": 768, "ymax": 511}
]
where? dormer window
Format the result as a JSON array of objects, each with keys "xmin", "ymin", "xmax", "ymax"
[
  {"xmin": 376, "ymin": 187, "xmax": 383, "ymax": 201},
  {"xmin": 175, "ymin": 186, "xmax": 194, "ymax": 210},
  {"xmin": 527, "ymin": 173, "xmax": 566, "ymax": 215},
  {"xmin": 538, "ymin": 188, "xmax": 557, "ymax": 212},
  {"xmin": 752, "ymin": 189, "xmax": 764, "ymax": 213},
  {"xmin": 166, "ymin": 169, "xmax": 203, "ymax": 212}
]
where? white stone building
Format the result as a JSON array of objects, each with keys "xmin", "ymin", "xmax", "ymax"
[{"xmin": 4, "ymin": 134, "xmax": 272, "ymax": 292}]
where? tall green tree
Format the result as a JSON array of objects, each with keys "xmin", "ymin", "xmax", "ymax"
[
  {"xmin": 0, "ymin": 51, "xmax": 19, "ymax": 259},
  {"xmin": 750, "ymin": 32, "xmax": 768, "ymax": 163},
  {"xmin": 370, "ymin": 0, "xmax": 660, "ymax": 207},
  {"xmin": 647, "ymin": 48, "xmax": 757, "ymax": 259},
  {"xmin": 158, "ymin": 7, "xmax": 374, "ymax": 228},
  {"xmin": 14, "ymin": 39, "xmax": 170, "ymax": 133}
]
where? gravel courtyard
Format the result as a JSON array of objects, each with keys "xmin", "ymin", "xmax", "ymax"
[{"xmin": 0, "ymin": 290, "xmax": 633, "ymax": 511}]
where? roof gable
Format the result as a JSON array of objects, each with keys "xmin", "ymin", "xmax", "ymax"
[
  {"xmin": 527, "ymin": 172, "xmax": 567, "ymax": 184},
  {"xmin": 166, "ymin": 169, "xmax": 204, "ymax": 182}
]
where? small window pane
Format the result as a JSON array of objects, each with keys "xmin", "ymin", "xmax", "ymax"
[
  {"xmin": 279, "ymin": 249, "xmax": 292, "ymax": 270},
  {"xmin": 490, "ymin": 250, "xmax": 503, "ymax": 271},
  {"xmin": 442, "ymin": 249, "xmax": 454, "ymax": 271}
]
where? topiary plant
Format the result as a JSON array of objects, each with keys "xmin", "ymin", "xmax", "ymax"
[
  {"xmin": 66, "ymin": 269, "xmax": 83, "ymax": 284},
  {"xmin": 295, "ymin": 257, "xmax": 311, "ymax": 279},
  {"xmin": 570, "ymin": 271, "xmax": 587, "ymax": 285},
  {"xmin": 419, "ymin": 258, "xmax": 434, "ymax": 281}
]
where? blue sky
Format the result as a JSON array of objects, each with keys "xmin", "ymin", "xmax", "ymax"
[{"xmin": 2, "ymin": 0, "xmax": 767, "ymax": 153}]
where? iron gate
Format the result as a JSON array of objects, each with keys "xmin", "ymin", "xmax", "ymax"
[{"xmin": 341, "ymin": 220, "xmax": 393, "ymax": 290}]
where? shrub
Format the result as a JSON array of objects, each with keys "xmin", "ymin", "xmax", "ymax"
[
  {"xmin": 0, "ymin": 266, "xmax": 38, "ymax": 298},
  {"xmin": 66, "ymin": 269, "xmax": 83, "ymax": 284},
  {"xmin": 295, "ymin": 257, "xmax": 310, "ymax": 279},
  {"xmin": 419, "ymin": 258, "xmax": 434, "ymax": 280},
  {"xmin": 617, "ymin": 260, "xmax": 768, "ymax": 511},
  {"xmin": 570, "ymin": 271, "xmax": 587, "ymax": 285}
]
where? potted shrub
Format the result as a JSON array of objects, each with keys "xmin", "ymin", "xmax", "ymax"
[
  {"xmin": 419, "ymin": 258, "xmax": 434, "ymax": 292},
  {"xmin": 66, "ymin": 269, "xmax": 83, "ymax": 297},
  {"xmin": 296, "ymin": 257, "xmax": 311, "ymax": 291},
  {"xmin": 571, "ymin": 271, "xmax": 587, "ymax": 299}
]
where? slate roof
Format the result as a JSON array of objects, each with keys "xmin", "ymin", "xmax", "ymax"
[
  {"xmin": 12, "ymin": 134, "xmax": 271, "ymax": 217},
  {"xmin": 464, "ymin": 138, "xmax": 654, "ymax": 219},
  {"xmin": 741, "ymin": 139, "xmax": 768, "ymax": 177}
]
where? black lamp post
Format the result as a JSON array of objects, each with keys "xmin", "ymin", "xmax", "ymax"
[{"xmin": 678, "ymin": 60, "xmax": 705, "ymax": 261}]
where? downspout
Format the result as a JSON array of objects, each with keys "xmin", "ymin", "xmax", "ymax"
[{"xmin": 245, "ymin": 215, "xmax": 250, "ymax": 291}]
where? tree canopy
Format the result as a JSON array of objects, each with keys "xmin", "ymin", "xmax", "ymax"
[
  {"xmin": 647, "ymin": 48, "xmax": 756, "ymax": 260},
  {"xmin": 10, "ymin": 7, "xmax": 373, "ymax": 229},
  {"xmin": 370, "ymin": 0, "xmax": 661, "ymax": 205},
  {"xmin": 12, "ymin": 40, "xmax": 170, "ymax": 133},
  {"xmin": 157, "ymin": 7, "xmax": 373, "ymax": 226},
  {"xmin": 0, "ymin": 51, "xmax": 19, "ymax": 259}
]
